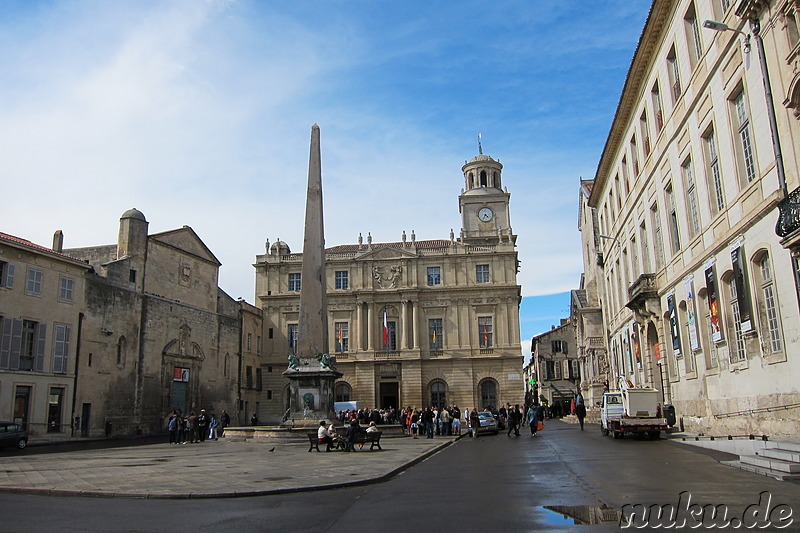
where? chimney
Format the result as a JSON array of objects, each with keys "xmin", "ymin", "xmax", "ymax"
[{"xmin": 53, "ymin": 230, "xmax": 63, "ymax": 253}]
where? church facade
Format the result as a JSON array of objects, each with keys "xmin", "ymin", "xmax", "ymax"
[{"xmin": 255, "ymin": 153, "xmax": 523, "ymax": 422}]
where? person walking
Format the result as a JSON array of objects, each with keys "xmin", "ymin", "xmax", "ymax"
[
  {"xmin": 208, "ymin": 413, "xmax": 219, "ymax": 440},
  {"xmin": 526, "ymin": 404, "xmax": 540, "ymax": 436},
  {"xmin": 507, "ymin": 405, "xmax": 521, "ymax": 437},
  {"xmin": 575, "ymin": 393, "xmax": 587, "ymax": 431},
  {"xmin": 219, "ymin": 409, "xmax": 230, "ymax": 437},
  {"xmin": 469, "ymin": 408, "xmax": 480, "ymax": 439},
  {"xmin": 167, "ymin": 413, "xmax": 179, "ymax": 444}
]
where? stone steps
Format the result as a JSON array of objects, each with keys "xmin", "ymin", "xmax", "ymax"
[{"xmin": 723, "ymin": 442, "xmax": 800, "ymax": 481}]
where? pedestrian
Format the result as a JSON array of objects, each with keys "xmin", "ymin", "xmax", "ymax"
[
  {"xmin": 208, "ymin": 413, "xmax": 219, "ymax": 440},
  {"xmin": 439, "ymin": 407, "xmax": 451, "ymax": 436},
  {"xmin": 177, "ymin": 412, "xmax": 186, "ymax": 444},
  {"xmin": 197, "ymin": 409, "xmax": 209, "ymax": 442},
  {"xmin": 219, "ymin": 409, "xmax": 230, "ymax": 437},
  {"xmin": 410, "ymin": 410, "xmax": 420, "ymax": 439},
  {"xmin": 452, "ymin": 415, "xmax": 461, "ymax": 435},
  {"xmin": 526, "ymin": 404, "xmax": 540, "ymax": 436},
  {"xmin": 575, "ymin": 393, "xmax": 587, "ymax": 431},
  {"xmin": 469, "ymin": 408, "xmax": 480, "ymax": 438},
  {"xmin": 167, "ymin": 413, "xmax": 178, "ymax": 444},
  {"xmin": 251, "ymin": 412, "xmax": 259, "ymax": 426},
  {"xmin": 507, "ymin": 404, "xmax": 521, "ymax": 437},
  {"xmin": 187, "ymin": 411, "xmax": 198, "ymax": 443},
  {"xmin": 422, "ymin": 407, "xmax": 435, "ymax": 439}
]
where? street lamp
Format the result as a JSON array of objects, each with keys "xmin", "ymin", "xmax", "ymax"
[{"xmin": 703, "ymin": 19, "xmax": 787, "ymax": 195}]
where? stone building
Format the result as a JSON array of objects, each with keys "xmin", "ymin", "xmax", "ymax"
[
  {"xmin": 530, "ymin": 319, "xmax": 580, "ymax": 415},
  {"xmin": 254, "ymin": 152, "xmax": 523, "ymax": 423},
  {"xmin": 64, "ymin": 209, "xmax": 243, "ymax": 436},
  {"xmin": 584, "ymin": 0, "xmax": 800, "ymax": 436},
  {"xmin": 0, "ymin": 231, "xmax": 91, "ymax": 439},
  {"xmin": 572, "ymin": 179, "xmax": 611, "ymax": 408}
]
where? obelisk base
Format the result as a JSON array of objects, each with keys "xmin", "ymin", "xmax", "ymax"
[{"xmin": 281, "ymin": 366, "xmax": 343, "ymax": 428}]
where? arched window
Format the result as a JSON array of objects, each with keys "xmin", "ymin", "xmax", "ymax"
[
  {"xmin": 335, "ymin": 382, "xmax": 352, "ymax": 403},
  {"xmin": 754, "ymin": 251, "xmax": 783, "ymax": 355},
  {"xmin": 721, "ymin": 270, "xmax": 747, "ymax": 362},
  {"xmin": 429, "ymin": 381, "xmax": 447, "ymax": 409},
  {"xmin": 480, "ymin": 170, "xmax": 488, "ymax": 187},
  {"xmin": 116, "ymin": 336, "xmax": 127, "ymax": 368},
  {"xmin": 480, "ymin": 379, "xmax": 497, "ymax": 410}
]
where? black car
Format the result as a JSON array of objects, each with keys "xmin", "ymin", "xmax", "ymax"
[{"xmin": 0, "ymin": 421, "xmax": 28, "ymax": 450}]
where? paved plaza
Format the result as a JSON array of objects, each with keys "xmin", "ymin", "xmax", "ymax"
[{"xmin": 0, "ymin": 434, "xmax": 454, "ymax": 499}]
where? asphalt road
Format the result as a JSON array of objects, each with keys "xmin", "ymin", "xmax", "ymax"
[{"xmin": 3, "ymin": 422, "xmax": 800, "ymax": 532}]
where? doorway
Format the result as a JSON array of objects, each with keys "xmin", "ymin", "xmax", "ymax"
[
  {"xmin": 14, "ymin": 385, "xmax": 31, "ymax": 430},
  {"xmin": 379, "ymin": 382, "xmax": 399, "ymax": 409},
  {"xmin": 81, "ymin": 403, "xmax": 91, "ymax": 437}
]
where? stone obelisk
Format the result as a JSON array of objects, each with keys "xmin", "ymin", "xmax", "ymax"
[{"xmin": 282, "ymin": 124, "xmax": 342, "ymax": 427}]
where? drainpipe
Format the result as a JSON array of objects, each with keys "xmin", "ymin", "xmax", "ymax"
[{"xmin": 70, "ymin": 312, "xmax": 85, "ymax": 438}]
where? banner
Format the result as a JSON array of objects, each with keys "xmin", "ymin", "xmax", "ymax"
[
  {"xmin": 667, "ymin": 293, "xmax": 681, "ymax": 356},
  {"xmin": 705, "ymin": 265, "xmax": 722, "ymax": 342},
  {"xmin": 684, "ymin": 278, "xmax": 700, "ymax": 351},
  {"xmin": 631, "ymin": 321, "xmax": 642, "ymax": 367},
  {"xmin": 731, "ymin": 246, "xmax": 753, "ymax": 333}
]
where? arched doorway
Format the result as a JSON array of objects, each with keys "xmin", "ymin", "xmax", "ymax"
[
  {"xmin": 429, "ymin": 380, "xmax": 447, "ymax": 409},
  {"xmin": 479, "ymin": 379, "xmax": 498, "ymax": 410}
]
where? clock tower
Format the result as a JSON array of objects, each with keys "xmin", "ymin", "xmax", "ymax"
[{"xmin": 458, "ymin": 152, "xmax": 513, "ymax": 245}]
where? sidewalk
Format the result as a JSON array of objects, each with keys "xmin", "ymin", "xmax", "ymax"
[{"xmin": 0, "ymin": 434, "xmax": 459, "ymax": 499}]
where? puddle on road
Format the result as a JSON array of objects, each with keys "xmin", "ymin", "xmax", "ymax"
[{"xmin": 538, "ymin": 505, "xmax": 622, "ymax": 526}]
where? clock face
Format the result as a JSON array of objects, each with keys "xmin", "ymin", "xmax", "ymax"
[{"xmin": 478, "ymin": 207, "xmax": 493, "ymax": 222}]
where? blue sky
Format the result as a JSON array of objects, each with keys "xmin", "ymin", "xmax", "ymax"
[{"xmin": 0, "ymin": 1, "xmax": 649, "ymax": 355}]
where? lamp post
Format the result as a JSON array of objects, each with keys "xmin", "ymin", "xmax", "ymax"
[{"xmin": 703, "ymin": 19, "xmax": 787, "ymax": 196}]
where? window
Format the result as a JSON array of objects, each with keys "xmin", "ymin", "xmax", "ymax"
[
  {"xmin": 335, "ymin": 322, "xmax": 349, "ymax": 353},
  {"xmin": 630, "ymin": 136, "xmax": 639, "ymax": 176},
  {"xmin": 288, "ymin": 273, "xmax": 301, "ymax": 292},
  {"xmin": 704, "ymin": 129, "xmax": 725, "ymax": 214},
  {"xmin": 667, "ymin": 46, "xmax": 681, "ymax": 102},
  {"xmin": 257, "ymin": 336, "xmax": 261, "ymax": 354},
  {"xmin": 335, "ymin": 382, "xmax": 351, "ymax": 402},
  {"xmin": 476, "ymin": 264, "xmax": 490, "ymax": 283},
  {"xmin": 652, "ymin": 83, "xmax": 663, "ymax": 133},
  {"xmin": 683, "ymin": 159, "xmax": 701, "ymax": 238},
  {"xmin": 116, "ymin": 336, "xmax": 127, "ymax": 367},
  {"xmin": 733, "ymin": 90, "xmax": 757, "ymax": 183},
  {"xmin": 47, "ymin": 388, "xmax": 64, "ymax": 433},
  {"xmin": 551, "ymin": 340, "xmax": 568, "ymax": 353},
  {"xmin": 727, "ymin": 276, "xmax": 747, "ymax": 362},
  {"xmin": 651, "ymin": 203, "xmax": 665, "ymax": 269},
  {"xmin": 427, "ymin": 267, "xmax": 441, "ymax": 286},
  {"xmin": 630, "ymin": 236, "xmax": 639, "ymax": 278},
  {"xmin": 52, "ymin": 324, "xmax": 70, "ymax": 374},
  {"xmin": 704, "ymin": 310, "xmax": 719, "ymax": 368},
  {"xmin": 383, "ymin": 321, "xmax": 397, "ymax": 350},
  {"xmin": 21, "ymin": 320, "xmax": 37, "ymax": 371},
  {"xmin": 429, "ymin": 318, "xmax": 443, "ymax": 350},
  {"xmin": 26, "ymin": 268, "xmax": 42, "ymax": 295},
  {"xmin": 640, "ymin": 222, "xmax": 651, "ymax": 273},
  {"xmin": 757, "ymin": 253, "xmax": 783, "ymax": 354},
  {"xmin": 478, "ymin": 317, "xmax": 493, "ymax": 348},
  {"xmin": 246, "ymin": 333, "xmax": 252, "ymax": 352},
  {"xmin": 640, "ymin": 112, "xmax": 650, "ymax": 157},
  {"xmin": 335, "ymin": 271, "xmax": 348, "ymax": 290},
  {"xmin": 246, "ymin": 366, "xmax": 253, "ymax": 389},
  {"xmin": 256, "ymin": 368, "xmax": 263, "ymax": 391},
  {"xmin": 129, "ymin": 269, "xmax": 136, "ymax": 283},
  {"xmin": 0, "ymin": 261, "xmax": 15, "ymax": 288},
  {"xmin": 568, "ymin": 360, "xmax": 580, "ymax": 380},
  {"xmin": 59, "ymin": 276, "xmax": 73, "ymax": 302},
  {"xmin": 666, "ymin": 184, "xmax": 681, "ymax": 254},
  {"xmin": 684, "ymin": 3, "xmax": 703, "ymax": 67},
  {"xmin": 545, "ymin": 360, "xmax": 563, "ymax": 380},
  {"xmin": 288, "ymin": 324, "xmax": 298, "ymax": 355}
]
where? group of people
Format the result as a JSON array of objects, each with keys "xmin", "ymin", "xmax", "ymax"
[
  {"xmin": 317, "ymin": 418, "xmax": 380, "ymax": 452},
  {"xmin": 167, "ymin": 409, "xmax": 231, "ymax": 444}
]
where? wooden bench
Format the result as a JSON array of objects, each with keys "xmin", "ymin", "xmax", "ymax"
[
  {"xmin": 307, "ymin": 432, "xmax": 336, "ymax": 452},
  {"xmin": 336, "ymin": 428, "xmax": 383, "ymax": 451}
]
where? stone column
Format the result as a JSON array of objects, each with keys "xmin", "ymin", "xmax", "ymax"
[
  {"xmin": 401, "ymin": 300, "xmax": 408, "ymax": 349},
  {"xmin": 367, "ymin": 303, "xmax": 374, "ymax": 351},
  {"xmin": 412, "ymin": 301, "xmax": 419, "ymax": 349},
  {"xmin": 356, "ymin": 301, "xmax": 363, "ymax": 352}
]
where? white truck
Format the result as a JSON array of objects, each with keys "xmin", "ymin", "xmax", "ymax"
[{"xmin": 600, "ymin": 378, "xmax": 667, "ymax": 440}]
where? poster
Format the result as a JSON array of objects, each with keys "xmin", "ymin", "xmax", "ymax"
[
  {"xmin": 684, "ymin": 278, "xmax": 700, "ymax": 351},
  {"xmin": 731, "ymin": 245, "xmax": 753, "ymax": 333},
  {"xmin": 667, "ymin": 293, "xmax": 681, "ymax": 356},
  {"xmin": 173, "ymin": 367, "xmax": 189, "ymax": 382},
  {"xmin": 705, "ymin": 265, "xmax": 722, "ymax": 342}
]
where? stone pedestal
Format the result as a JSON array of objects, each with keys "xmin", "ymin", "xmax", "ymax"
[{"xmin": 282, "ymin": 366, "xmax": 342, "ymax": 428}]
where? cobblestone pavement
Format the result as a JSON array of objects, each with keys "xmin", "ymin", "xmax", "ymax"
[{"xmin": 0, "ymin": 435, "xmax": 457, "ymax": 499}]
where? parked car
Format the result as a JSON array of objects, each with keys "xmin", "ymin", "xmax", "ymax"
[
  {"xmin": 0, "ymin": 422, "xmax": 28, "ymax": 450},
  {"xmin": 491, "ymin": 410, "xmax": 507, "ymax": 430},
  {"xmin": 475, "ymin": 411, "xmax": 499, "ymax": 435}
]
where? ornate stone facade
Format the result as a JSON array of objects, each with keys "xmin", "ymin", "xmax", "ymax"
[{"xmin": 254, "ymin": 152, "xmax": 523, "ymax": 422}]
